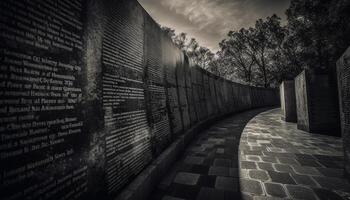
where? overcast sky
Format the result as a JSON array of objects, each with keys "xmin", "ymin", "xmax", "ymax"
[{"xmin": 138, "ymin": 0, "xmax": 290, "ymax": 52}]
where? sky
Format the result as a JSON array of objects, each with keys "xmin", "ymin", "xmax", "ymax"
[{"xmin": 138, "ymin": 0, "xmax": 290, "ymax": 52}]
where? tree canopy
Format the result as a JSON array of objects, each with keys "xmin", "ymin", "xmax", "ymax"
[{"xmin": 161, "ymin": 0, "xmax": 350, "ymax": 88}]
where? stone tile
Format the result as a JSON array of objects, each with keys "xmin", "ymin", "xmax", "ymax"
[
  {"xmin": 240, "ymin": 179, "xmax": 263, "ymax": 195},
  {"xmin": 264, "ymin": 182, "xmax": 287, "ymax": 198},
  {"xmin": 291, "ymin": 174, "xmax": 317, "ymax": 187},
  {"xmin": 257, "ymin": 162, "xmax": 274, "ymax": 171},
  {"xmin": 198, "ymin": 175, "xmax": 216, "ymax": 188},
  {"xmin": 229, "ymin": 168, "xmax": 239, "ymax": 177},
  {"xmin": 215, "ymin": 176, "xmax": 239, "ymax": 191},
  {"xmin": 162, "ymin": 196, "xmax": 185, "ymax": 200},
  {"xmin": 268, "ymin": 171, "xmax": 296, "ymax": 184},
  {"xmin": 296, "ymin": 158, "xmax": 323, "ymax": 167},
  {"xmin": 170, "ymin": 183, "xmax": 200, "ymax": 199},
  {"xmin": 247, "ymin": 155, "xmax": 262, "ymax": 162},
  {"xmin": 316, "ymin": 168, "xmax": 344, "ymax": 178},
  {"xmin": 274, "ymin": 164, "xmax": 294, "ymax": 173},
  {"xmin": 313, "ymin": 188, "xmax": 344, "ymax": 200},
  {"xmin": 196, "ymin": 187, "xmax": 224, "ymax": 200},
  {"xmin": 191, "ymin": 164, "xmax": 209, "ymax": 174},
  {"xmin": 241, "ymin": 161, "xmax": 257, "ymax": 169},
  {"xmin": 261, "ymin": 156, "xmax": 278, "ymax": 163},
  {"xmin": 249, "ymin": 170, "xmax": 269, "ymax": 181},
  {"xmin": 209, "ymin": 166, "xmax": 230, "ymax": 176},
  {"xmin": 292, "ymin": 166, "xmax": 321, "ymax": 176},
  {"xmin": 277, "ymin": 157, "xmax": 299, "ymax": 165},
  {"xmin": 174, "ymin": 172, "xmax": 200, "ymax": 185},
  {"xmin": 214, "ymin": 158, "xmax": 231, "ymax": 167},
  {"xmin": 184, "ymin": 156, "xmax": 205, "ymax": 165},
  {"xmin": 312, "ymin": 176, "xmax": 350, "ymax": 192},
  {"xmin": 285, "ymin": 185, "xmax": 317, "ymax": 200}
]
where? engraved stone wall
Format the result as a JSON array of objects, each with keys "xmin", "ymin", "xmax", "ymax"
[{"xmin": 0, "ymin": 0, "xmax": 279, "ymax": 199}]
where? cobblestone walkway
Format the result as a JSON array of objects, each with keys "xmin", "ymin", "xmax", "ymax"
[
  {"xmin": 149, "ymin": 108, "xmax": 350, "ymax": 200},
  {"xmin": 149, "ymin": 108, "xmax": 270, "ymax": 200},
  {"xmin": 239, "ymin": 109, "xmax": 350, "ymax": 200}
]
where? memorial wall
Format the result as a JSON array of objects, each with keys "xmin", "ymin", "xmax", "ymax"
[
  {"xmin": 337, "ymin": 46, "xmax": 350, "ymax": 181},
  {"xmin": 0, "ymin": 0, "xmax": 279, "ymax": 200}
]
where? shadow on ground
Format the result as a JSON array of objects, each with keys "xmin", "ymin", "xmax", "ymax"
[{"xmin": 148, "ymin": 108, "xmax": 271, "ymax": 200}]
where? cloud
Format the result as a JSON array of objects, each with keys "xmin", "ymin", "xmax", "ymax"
[{"xmin": 138, "ymin": 0, "xmax": 290, "ymax": 52}]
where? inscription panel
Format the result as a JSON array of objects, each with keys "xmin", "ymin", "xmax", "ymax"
[
  {"xmin": 162, "ymin": 37, "xmax": 183, "ymax": 136},
  {"xmin": 144, "ymin": 15, "xmax": 171, "ymax": 155},
  {"xmin": 0, "ymin": 0, "xmax": 87, "ymax": 199},
  {"xmin": 101, "ymin": 1, "xmax": 152, "ymax": 194}
]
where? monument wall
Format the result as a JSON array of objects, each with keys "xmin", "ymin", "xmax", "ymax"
[
  {"xmin": 280, "ymin": 81, "xmax": 297, "ymax": 122},
  {"xmin": 295, "ymin": 70, "xmax": 340, "ymax": 135},
  {"xmin": 0, "ymin": 0, "xmax": 279, "ymax": 200},
  {"xmin": 337, "ymin": 46, "xmax": 350, "ymax": 180}
]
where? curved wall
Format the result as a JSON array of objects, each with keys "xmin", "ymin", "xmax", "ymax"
[{"xmin": 0, "ymin": 0, "xmax": 279, "ymax": 200}]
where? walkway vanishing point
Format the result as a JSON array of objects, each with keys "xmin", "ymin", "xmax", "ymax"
[{"xmin": 149, "ymin": 108, "xmax": 350, "ymax": 200}]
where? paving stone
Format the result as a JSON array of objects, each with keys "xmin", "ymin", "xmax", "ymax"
[
  {"xmin": 277, "ymin": 157, "xmax": 300, "ymax": 165},
  {"xmin": 285, "ymin": 185, "xmax": 317, "ymax": 200},
  {"xmin": 292, "ymin": 166, "xmax": 321, "ymax": 176},
  {"xmin": 198, "ymin": 175, "xmax": 216, "ymax": 188},
  {"xmin": 274, "ymin": 164, "xmax": 294, "ymax": 173},
  {"xmin": 316, "ymin": 168, "xmax": 344, "ymax": 178},
  {"xmin": 229, "ymin": 168, "xmax": 239, "ymax": 177},
  {"xmin": 240, "ymin": 179, "xmax": 263, "ymax": 195},
  {"xmin": 247, "ymin": 155, "xmax": 262, "ymax": 162},
  {"xmin": 249, "ymin": 170, "xmax": 269, "ymax": 181},
  {"xmin": 268, "ymin": 171, "xmax": 296, "ymax": 184},
  {"xmin": 312, "ymin": 188, "xmax": 344, "ymax": 200},
  {"xmin": 174, "ymin": 172, "xmax": 200, "ymax": 185},
  {"xmin": 196, "ymin": 187, "xmax": 224, "ymax": 200},
  {"xmin": 209, "ymin": 166, "xmax": 229, "ymax": 176},
  {"xmin": 312, "ymin": 176, "xmax": 350, "ymax": 192},
  {"xmin": 296, "ymin": 158, "xmax": 323, "ymax": 167},
  {"xmin": 261, "ymin": 156, "xmax": 278, "ymax": 163},
  {"xmin": 290, "ymin": 174, "xmax": 317, "ymax": 186},
  {"xmin": 162, "ymin": 196, "xmax": 185, "ymax": 200},
  {"xmin": 241, "ymin": 161, "xmax": 257, "ymax": 169},
  {"xmin": 215, "ymin": 176, "xmax": 239, "ymax": 191},
  {"xmin": 196, "ymin": 187, "xmax": 240, "ymax": 200},
  {"xmin": 264, "ymin": 182, "xmax": 287, "ymax": 198},
  {"xmin": 184, "ymin": 156, "xmax": 205, "ymax": 165},
  {"xmin": 170, "ymin": 183, "xmax": 200, "ymax": 199},
  {"xmin": 257, "ymin": 162, "xmax": 274, "ymax": 171},
  {"xmin": 214, "ymin": 158, "xmax": 231, "ymax": 167}
]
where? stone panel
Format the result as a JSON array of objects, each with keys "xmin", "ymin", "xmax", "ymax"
[
  {"xmin": 280, "ymin": 81, "xmax": 297, "ymax": 122},
  {"xmin": 144, "ymin": 14, "xmax": 171, "ymax": 155},
  {"xmin": 295, "ymin": 70, "xmax": 340, "ymax": 135},
  {"xmin": 337, "ymin": 46, "xmax": 350, "ymax": 180},
  {"xmin": 0, "ymin": 0, "xmax": 88, "ymax": 199}
]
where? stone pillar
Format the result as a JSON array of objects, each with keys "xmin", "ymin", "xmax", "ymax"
[
  {"xmin": 295, "ymin": 70, "xmax": 340, "ymax": 135},
  {"xmin": 337, "ymin": 46, "xmax": 350, "ymax": 180},
  {"xmin": 280, "ymin": 81, "xmax": 297, "ymax": 122}
]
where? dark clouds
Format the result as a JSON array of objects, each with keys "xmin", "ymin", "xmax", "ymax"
[{"xmin": 138, "ymin": 0, "xmax": 290, "ymax": 52}]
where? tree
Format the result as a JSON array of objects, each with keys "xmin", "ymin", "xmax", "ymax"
[
  {"xmin": 219, "ymin": 30, "xmax": 255, "ymax": 84},
  {"xmin": 286, "ymin": 0, "xmax": 350, "ymax": 73}
]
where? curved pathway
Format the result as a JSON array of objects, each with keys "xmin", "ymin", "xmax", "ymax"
[
  {"xmin": 239, "ymin": 109, "xmax": 350, "ymax": 200},
  {"xmin": 149, "ymin": 108, "xmax": 350, "ymax": 200},
  {"xmin": 149, "ymin": 108, "xmax": 270, "ymax": 200}
]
